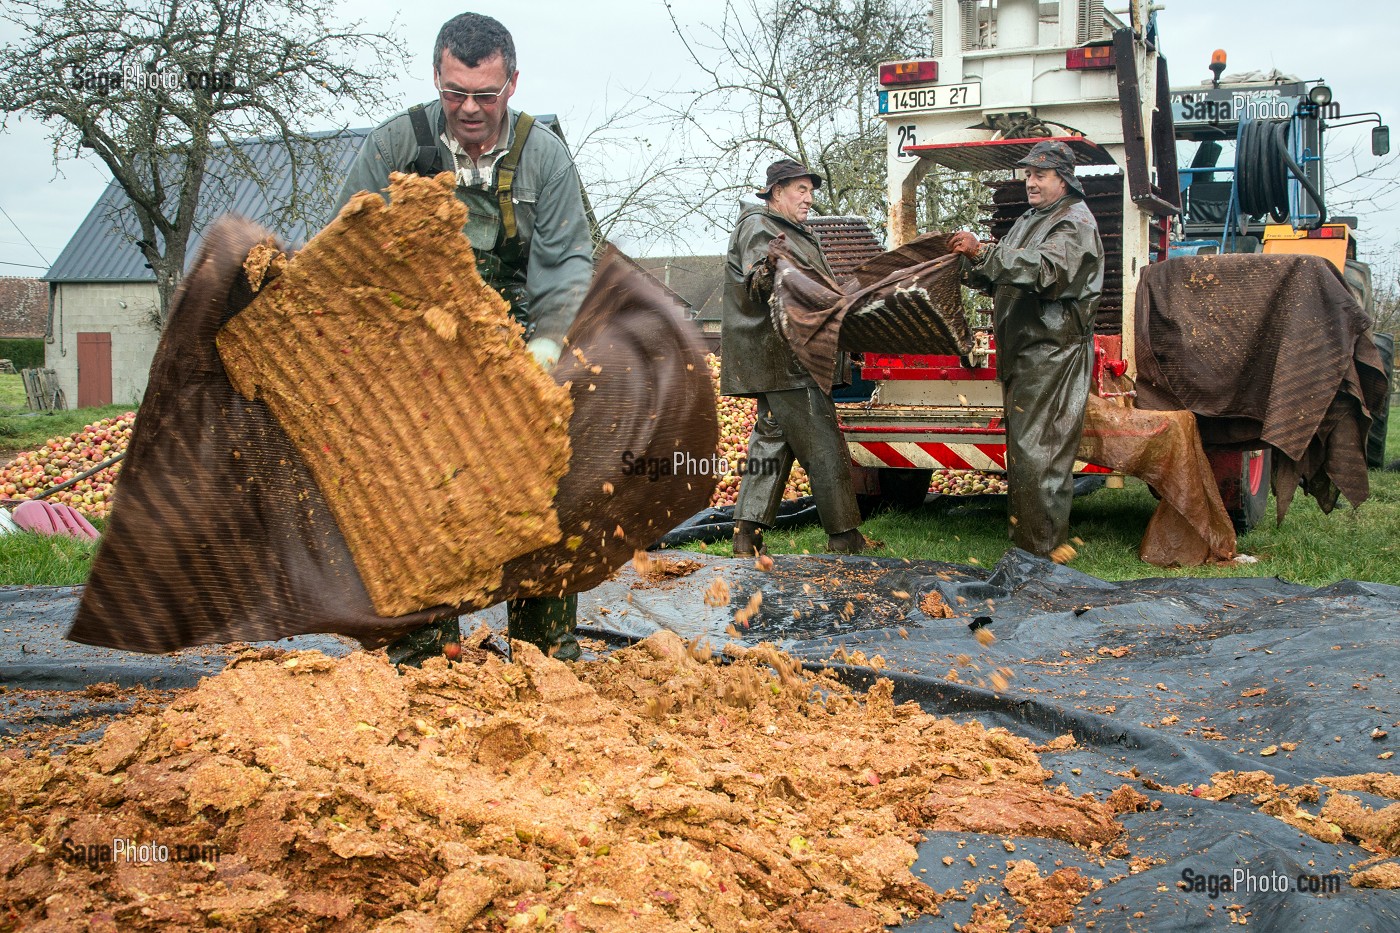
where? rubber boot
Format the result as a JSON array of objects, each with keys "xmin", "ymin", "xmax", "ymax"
[
  {"xmin": 826, "ymin": 528, "xmax": 879, "ymax": 555},
  {"xmin": 385, "ymin": 616, "xmax": 462, "ymax": 669},
  {"xmin": 506, "ymin": 594, "xmax": 581, "ymax": 661},
  {"xmin": 733, "ymin": 520, "xmax": 767, "ymax": 557}
]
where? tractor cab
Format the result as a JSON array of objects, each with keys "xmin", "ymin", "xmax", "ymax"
[{"xmin": 1170, "ymin": 52, "xmax": 1390, "ymax": 270}]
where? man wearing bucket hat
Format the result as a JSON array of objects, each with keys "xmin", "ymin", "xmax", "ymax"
[
  {"xmin": 720, "ymin": 158, "xmax": 875, "ymax": 557},
  {"xmin": 947, "ymin": 139, "xmax": 1104, "ymax": 557}
]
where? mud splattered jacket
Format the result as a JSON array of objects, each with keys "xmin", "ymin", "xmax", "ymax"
[
  {"xmin": 964, "ymin": 193, "xmax": 1104, "ymax": 375},
  {"xmin": 721, "ymin": 203, "xmax": 837, "ymax": 397}
]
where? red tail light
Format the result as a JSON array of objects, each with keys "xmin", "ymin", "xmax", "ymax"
[
  {"xmin": 1067, "ymin": 45, "xmax": 1115, "ymax": 70},
  {"xmin": 879, "ymin": 60, "xmax": 938, "ymax": 86}
]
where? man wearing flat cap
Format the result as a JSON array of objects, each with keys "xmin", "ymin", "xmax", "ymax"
[
  {"xmin": 720, "ymin": 158, "xmax": 874, "ymax": 557},
  {"xmin": 947, "ymin": 140, "xmax": 1104, "ymax": 557}
]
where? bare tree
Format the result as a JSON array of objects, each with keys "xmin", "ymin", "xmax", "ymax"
[
  {"xmin": 659, "ymin": 0, "xmax": 924, "ymax": 229},
  {"xmin": 647, "ymin": 0, "xmax": 991, "ymax": 244},
  {"xmin": 0, "ymin": 0, "xmax": 404, "ymax": 324},
  {"xmin": 1323, "ymin": 143, "xmax": 1400, "ymax": 244},
  {"xmin": 565, "ymin": 88, "xmax": 720, "ymax": 255},
  {"xmin": 1370, "ymin": 257, "xmax": 1399, "ymax": 338}
]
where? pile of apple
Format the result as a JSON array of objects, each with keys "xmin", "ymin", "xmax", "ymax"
[
  {"xmin": 930, "ymin": 469, "xmax": 1008, "ymax": 496},
  {"xmin": 706, "ymin": 354, "xmax": 812, "ymax": 507},
  {"xmin": 0, "ymin": 413, "xmax": 135, "ymax": 519}
]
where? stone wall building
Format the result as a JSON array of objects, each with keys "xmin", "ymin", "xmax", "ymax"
[{"xmin": 43, "ymin": 130, "xmax": 366, "ymax": 407}]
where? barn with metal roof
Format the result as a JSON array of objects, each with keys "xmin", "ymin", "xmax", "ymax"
[{"xmin": 43, "ymin": 128, "xmax": 367, "ymax": 407}]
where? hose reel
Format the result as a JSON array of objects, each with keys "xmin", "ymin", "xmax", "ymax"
[{"xmin": 1235, "ymin": 118, "xmax": 1327, "ymax": 226}]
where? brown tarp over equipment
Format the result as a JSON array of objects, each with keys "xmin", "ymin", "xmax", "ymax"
[
  {"xmin": 770, "ymin": 233, "xmax": 972, "ymax": 392},
  {"xmin": 1134, "ymin": 253, "xmax": 1387, "ymax": 521},
  {"xmin": 68, "ymin": 184, "xmax": 717, "ymax": 653}
]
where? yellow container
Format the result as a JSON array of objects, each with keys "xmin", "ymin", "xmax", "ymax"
[{"xmin": 1261, "ymin": 223, "xmax": 1350, "ymax": 272}]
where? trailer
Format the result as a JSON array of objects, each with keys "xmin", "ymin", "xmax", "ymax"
[{"xmin": 839, "ymin": 0, "xmax": 1390, "ymax": 531}]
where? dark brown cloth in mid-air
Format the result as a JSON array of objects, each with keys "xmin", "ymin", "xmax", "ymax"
[
  {"xmin": 67, "ymin": 220, "xmax": 717, "ymax": 653},
  {"xmin": 1134, "ymin": 253, "xmax": 1387, "ymax": 521},
  {"xmin": 770, "ymin": 232, "xmax": 972, "ymax": 393}
]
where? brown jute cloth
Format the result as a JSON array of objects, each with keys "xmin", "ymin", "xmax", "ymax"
[
  {"xmin": 1079, "ymin": 396, "xmax": 1237, "ymax": 566},
  {"xmin": 770, "ymin": 232, "xmax": 972, "ymax": 393},
  {"xmin": 68, "ymin": 220, "xmax": 717, "ymax": 653},
  {"xmin": 1134, "ymin": 254, "xmax": 1387, "ymax": 521}
]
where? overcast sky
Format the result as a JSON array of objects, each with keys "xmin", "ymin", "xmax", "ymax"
[{"xmin": 1, "ymin": 0, "xmax": 1396, "ymax": 275}]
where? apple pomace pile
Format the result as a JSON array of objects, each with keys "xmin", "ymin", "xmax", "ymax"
[
  {"xmin": 217, "ymin": 172, "xmax": 573, "ymax": 617},
  {"xmin": 0, "ymin": 413, "xmax": 134, "ymax": 519},
  {"xmin": 0, "ymin": 632, "xmax": 1138, "ymax": 931}
]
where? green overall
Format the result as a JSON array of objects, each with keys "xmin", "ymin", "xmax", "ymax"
[{"xmin": 384, "ymin": 110, "xmax": 581, "ymax": 667}]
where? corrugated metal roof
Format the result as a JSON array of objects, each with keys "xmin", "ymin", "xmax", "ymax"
[{"xmin": 45, "ymin": 128, "xmax": 368, "ymax": 283}]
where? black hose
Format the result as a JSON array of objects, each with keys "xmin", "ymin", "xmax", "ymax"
[
  {"xmin": 653, "ymin": 496, "xmax": 820, "ymax": 549},
  {"xmin": 1236, "ymin": 119, "xmax": 1327, "ymax": 226},
  {"xmin": 32, "ymin": 452, "xmax": 125, "ymax": 501}
]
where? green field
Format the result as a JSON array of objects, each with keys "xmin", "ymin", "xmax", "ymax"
[
  {"xmin": 0, "ymin": 374, "xmax": 133, "ymax": 449},
  {"xmin": 686, "ymin": 411, "xmax": 1400, "ymax": 588},
  {"xmin": 693, "ymin": 468, "xmax": 1400, "ymax": 587},
  {"xmin": 0, "ymin": 394, "xmax": 1395, "ymax": 588},
  {"xmin": 0, "ymin": 372, "xmax": 27, "ymax": 410}
]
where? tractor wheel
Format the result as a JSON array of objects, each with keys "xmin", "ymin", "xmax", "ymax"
[
  {"xmin": 1210, "ymin": 448, "xmax": 1271, "ymax": 534},
  {"xmin": 859, "ymin": 467, "xmax": 933, "ymax": 516}
]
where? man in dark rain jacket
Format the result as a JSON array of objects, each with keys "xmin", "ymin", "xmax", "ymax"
[
  {"xmin": 948, "ymin": 140, "xmax": 1104, "ymax": 557},
  {"xmin": 721, "ymin": 159, "xmax": 874, "ymax": 557}
]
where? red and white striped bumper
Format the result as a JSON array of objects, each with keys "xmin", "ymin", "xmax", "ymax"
[{"xmin": 847, "ymin": 439, "xmax": 1111, "ymax": 474}]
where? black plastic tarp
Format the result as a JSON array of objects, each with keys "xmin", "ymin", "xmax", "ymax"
[
  {"xmin": 546, "ymin": 552, "xmax": 1399, "ymax": 931},
  {"xmin": 1, "ymin": 552, "xmax": 1396, "ymax": 931}
]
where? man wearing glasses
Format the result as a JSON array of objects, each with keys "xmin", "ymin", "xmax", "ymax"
[
  {"xmin": 335, "ymin": 12, "xmax": 592, "ymax": 371},
  {"xmin": 335, "ymin": 12, "xmax": 594, "ymax": 666}
]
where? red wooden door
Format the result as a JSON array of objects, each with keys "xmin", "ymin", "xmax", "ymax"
[{"xmin": 76, "ymin": 332, "xmax": 113, "ymax": 407}]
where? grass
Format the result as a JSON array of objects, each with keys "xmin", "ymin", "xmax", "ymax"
[
  {"xmin": 0, "ymin": 400, "xmax": 1396, "ymax": 589},
  {"xmin": 685, "ymin": 408, "xmax": 1400, "ymax": 588},
  {"xmin": 0, "ymin": 374, "xmax": 133, "ymax": 449},
  {"xmin": 0, "ymin": 524, "xmax": 104, "ymax": 586},
  {"xmin": 0, "ymin": 379, "xmax": 132, "ymax": 584},
  {"xmin": 0, "ymin": 373, "xmax": 28, "ymax": 410}
]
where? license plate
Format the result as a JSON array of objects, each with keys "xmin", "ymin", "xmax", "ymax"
[{"xmin": 880, "ymin": 82, "xmax": 981, "ymax": 115}]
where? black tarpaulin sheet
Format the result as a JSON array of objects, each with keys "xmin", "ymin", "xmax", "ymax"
[
  {"xmin": 3, "ymin": 551, "xmax": 1397, "ymax": 930},
  {"xmin": 494, "ymin": 551, "xmax": 1398, "ymax": 931}
]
